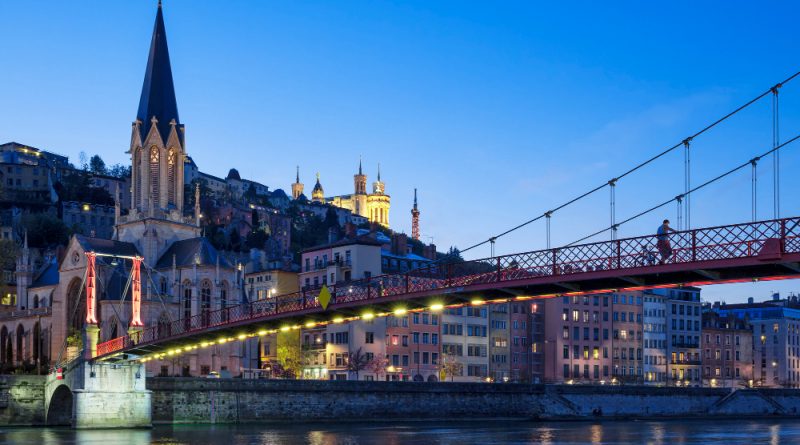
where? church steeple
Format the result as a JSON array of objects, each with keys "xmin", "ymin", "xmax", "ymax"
[
  {"xmin": 372, "ymin": 163, "xmax": 385, "ymax": 195},
  {"xmin": 292, "ymin": 165, "xmax": 304, "ymax": 200},
  {"xmin": 136, "ymin": 1, "xmax": 181, "ymax": 145},
  {"xmin": 126, "ymin": 1, "xmax": 186, "ymax": 220},
  {"xmin": 354, "ymin": 157, "xmax": 367, "ymax": 195}
]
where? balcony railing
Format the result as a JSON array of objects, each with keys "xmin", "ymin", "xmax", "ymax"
[{"xmin": 0, "ymin": 306, "xmax": 51, "ymax": 320}]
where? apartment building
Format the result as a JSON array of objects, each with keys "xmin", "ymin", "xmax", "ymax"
[
  {"xmin": 717, "ymin": 295, "xmax": 800, "ymax": 388},
  {"xmin": 701, "ymin": 311, "xmax": 753, "ymax": 387},
  {"xmin": 441, "ymin": 305, "xmax": 489, "ymax": 382},
  {"xmin": 611, "ymin": 292, "xmax": 644, "ymax": 383},
  {"xmin": 544, "ymin": 294, "xmax": 613, "ymax": 383},
  {"xmin": 658, "ymin": 287, "xmax": 702, "ymax": 386},
  {"xmin": 643, "ymin": 291, "xmax": 668, "ymax": 384}
]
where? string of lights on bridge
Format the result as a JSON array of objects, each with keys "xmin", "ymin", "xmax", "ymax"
[
  {"xmin": 135, "ymin": 275, "xmax": 746, "ymax": 363},
  {"xmin": 452, "ymin": 70, "xmax": 800, "ymax": 261}
]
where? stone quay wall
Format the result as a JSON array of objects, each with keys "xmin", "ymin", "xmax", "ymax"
[
  {"xmin": 147, "ymin": 378, "xmax": 800, "ymax": 424},
  {"xmin": 0, "ymin": 375, "xmax": 46, "ymax": 426},
  {"xmin": 5, "ymin": 376, "xmax": 800, "ymax": 426}
]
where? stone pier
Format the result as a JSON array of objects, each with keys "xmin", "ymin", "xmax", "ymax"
[{"xmin": 44, "ymin": 360, "xmax": 151, "ymax": 429}]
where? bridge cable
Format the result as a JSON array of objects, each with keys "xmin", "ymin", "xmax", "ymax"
[
  {"xmin": 752, "ymin": 159, "xmax": 758, "ymax": 222},
  {"xmin": 545, "ymin": 211, "xmax": 552, "ymax": 249},
  {"xmin": 99, "ymin": 257, "xmax": 178, "ymax": 326},
  {"xmin": 684, "ymin": 138, "xmax": 692, "ymax": 230},
  {"xmin": 144, "ymin": 267, "xmax": 176, "ymax": 323},
  {"xmin": 609, "ymin": 179, "xmax": 617, "ymax": 241},
  {"xmin": 54, "ymin": 267, "xmax": 89, "ymax": 369},
  {"xmin": 454, "ymin": 70, "xmax": 800, "ymax": 258},
  {"xmin": 564, "ymin": 133, "xmax": 800, "ymax": 247},
  {"xmin": 93, "ymin": 257, "xmax": 132, "ymax": 337},
  {"xmin": 772, "ymin": 84, "xmax": 782, "ymax": 218}
]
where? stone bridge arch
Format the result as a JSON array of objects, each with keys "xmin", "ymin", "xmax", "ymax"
[
  {"xmin": 44, "ymin": 359, "xmax": 151, "ymax": 429},
  {"xmin": 46, "ymin": 383, "xmax": 73, "ymax": 426}
]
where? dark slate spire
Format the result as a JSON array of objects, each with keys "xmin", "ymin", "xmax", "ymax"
[{"xmin": 136, "ymin": 1, "xmax": 180, "ymax": 145}]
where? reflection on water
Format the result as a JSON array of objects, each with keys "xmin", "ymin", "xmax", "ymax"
[{"xmin": 2, "ymin": 419, "xmax": 800, "ymax": 445}]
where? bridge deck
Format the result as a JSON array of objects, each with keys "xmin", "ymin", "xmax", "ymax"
[{"xmin": 96, "ymin": 217, "xmax": 800, "ymax": 361}]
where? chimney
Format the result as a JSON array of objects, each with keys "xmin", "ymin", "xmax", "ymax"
[
  {"xmin": 391, "ymin": 233, "xmax": 408, "ymax": 256},
  {"xmin": 773, "ymin": 292, "xmax": 780, "ymax": 301},
  {"xmin": 344, "ymin": 222, "xmax": 356, "ymax": 238},
  {"xmin": 423, "ymin": 243, "xmax": 437, "ymax": 261},
  {"xmin": 747, "ymin": 297, "xmax": 754, "ymax": 304}
]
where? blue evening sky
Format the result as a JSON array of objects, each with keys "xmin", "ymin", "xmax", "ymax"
[{"xmin": 2, "ymin": 1, "xmax": 800, "ymax": 303}]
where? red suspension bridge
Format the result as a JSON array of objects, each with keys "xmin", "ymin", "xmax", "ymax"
[
  {"xmin": 84, "ymin": 70, "xmax": 800, "ymax": 365},
  {"xmin": 95, "ymin": 216, "xmax": 800, "ymax": 361}
]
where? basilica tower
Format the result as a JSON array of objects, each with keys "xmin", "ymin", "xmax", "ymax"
[
  {"xmin": 291, "ymin": 166, "xmax": 304, "ymax": 200},
  {"xmin": 353, "ymin": 158, "xmax": 368, "ymax": 217}
]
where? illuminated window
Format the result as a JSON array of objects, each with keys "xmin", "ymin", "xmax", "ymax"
[
  {"xmin": 150, "ymin": 146, "xmax": 160, "ymax": 205},
  {"xmin": 167, "ymin": 148, "xmax": 176, "ymax": 205}
]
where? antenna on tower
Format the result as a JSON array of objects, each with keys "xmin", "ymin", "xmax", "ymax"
[{"xmin": 411, "ymin": 188, "xmax": 420, "ymax": 241}]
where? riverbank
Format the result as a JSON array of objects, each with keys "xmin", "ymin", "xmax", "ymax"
[{"xmin": 3, "ymin": 375, "xmax": 800, "ymax": 426}]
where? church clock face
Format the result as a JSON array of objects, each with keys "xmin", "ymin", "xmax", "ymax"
[{"xmin": 72, "ymin": 251, "xmax": 81, "ymax": 265}]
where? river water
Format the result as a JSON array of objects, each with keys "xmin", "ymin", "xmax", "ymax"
[{"xmin": 1, "ymin": 419, "xmax": 798, "ymax": 444}]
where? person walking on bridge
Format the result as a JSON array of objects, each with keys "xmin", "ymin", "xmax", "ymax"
[{"xmin": 656, "ymin": 219, "xmax": 676, "ymax": 264}]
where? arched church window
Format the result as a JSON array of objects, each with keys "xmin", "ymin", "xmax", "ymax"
[
  {"xmin": 32, "ymin": 295, "xmax": 39, "ymax": 309},
  {"xmin": 66, "ymin": 278, "xmax": 86, "ymax": 333},
  {"xmin": 167, "ymin": 148, "xmax": 176, "ymax": 206},
  {"xmin": 220, "ymin": 282, "xmax": 228, "ymax": 322},
  {"xmin": 32, "ymin": 322, "xmax": 41, "ymax": 365},
  {"xmin": 157, "ymin": 312, "xmax": 170, "ymax": 339},
  {"xmin": 107, "ymin": 316, "xmax": 119, "ymax": 340},
  {"xmin": 182, "ymin": 281, "xmax": 192, "ymax": 320},
  {"xmin": 0, "ymin": 326, "xmax": 8, "ymax": 364},
  {"xmin": 200, "ymin": 280, "xmax": 212, "ymax": 326},
  {"xmin": 134, "ymin": 148, "xmax": 142, "ymax": 209},
  {"xmin": 160, "ymin": 277, "xmax": 168, "ymax": 295},
  {"xmin": 150, "ymin": 146, "xmax": 160, "ymax": 206},
  {"xmin": 16, "ymin": 325, "xmax": 23, "ymax": 363}
]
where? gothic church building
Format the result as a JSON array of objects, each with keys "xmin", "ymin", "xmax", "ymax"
[{"xmin": 4, "ymin": 3, "xmax": 246, "ymax": 377}]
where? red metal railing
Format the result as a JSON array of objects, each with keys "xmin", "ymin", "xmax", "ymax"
[
  {"xmin": 96, "ymin": 216, "xmax": 800, "ymax": 358},
  {"xmin": 96, "ymin": 336, "xmax": 125, "ymax": 357}
]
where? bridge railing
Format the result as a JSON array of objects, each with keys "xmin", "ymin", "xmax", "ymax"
[{"xmin": 97, "ymin": 216, "xmax": 800, "ymax": 357}]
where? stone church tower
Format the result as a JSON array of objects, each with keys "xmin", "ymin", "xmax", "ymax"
[
  {"xmin": 115, "ymin": 1, "xmax": 200, "ymax": 267},
  {"xmin": 353, "ymin": 158, "xmax": 368, "ymax": 216},
  {"xmin": 291, "ymin": 166, "xmax": 304, "ymax": 200}
]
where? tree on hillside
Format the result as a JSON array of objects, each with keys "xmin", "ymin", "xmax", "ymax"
[
  {"xmin": 0, "ymin": 240, "xmax": 19, "ymax": 272},
  {"xmin": 56, "ymin": 169, "xmax": 114, "ymax": 205},
  {"xmin": 19, "ymin": 213, "xmax": 69, "ymax": 248},
  {"xmin": 89, "ymin": 155, "xmax": 107, "ymax": 176},
  {"xmin": 107, "ymin": 164, "xmax": 131, "ymax": 178}
]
